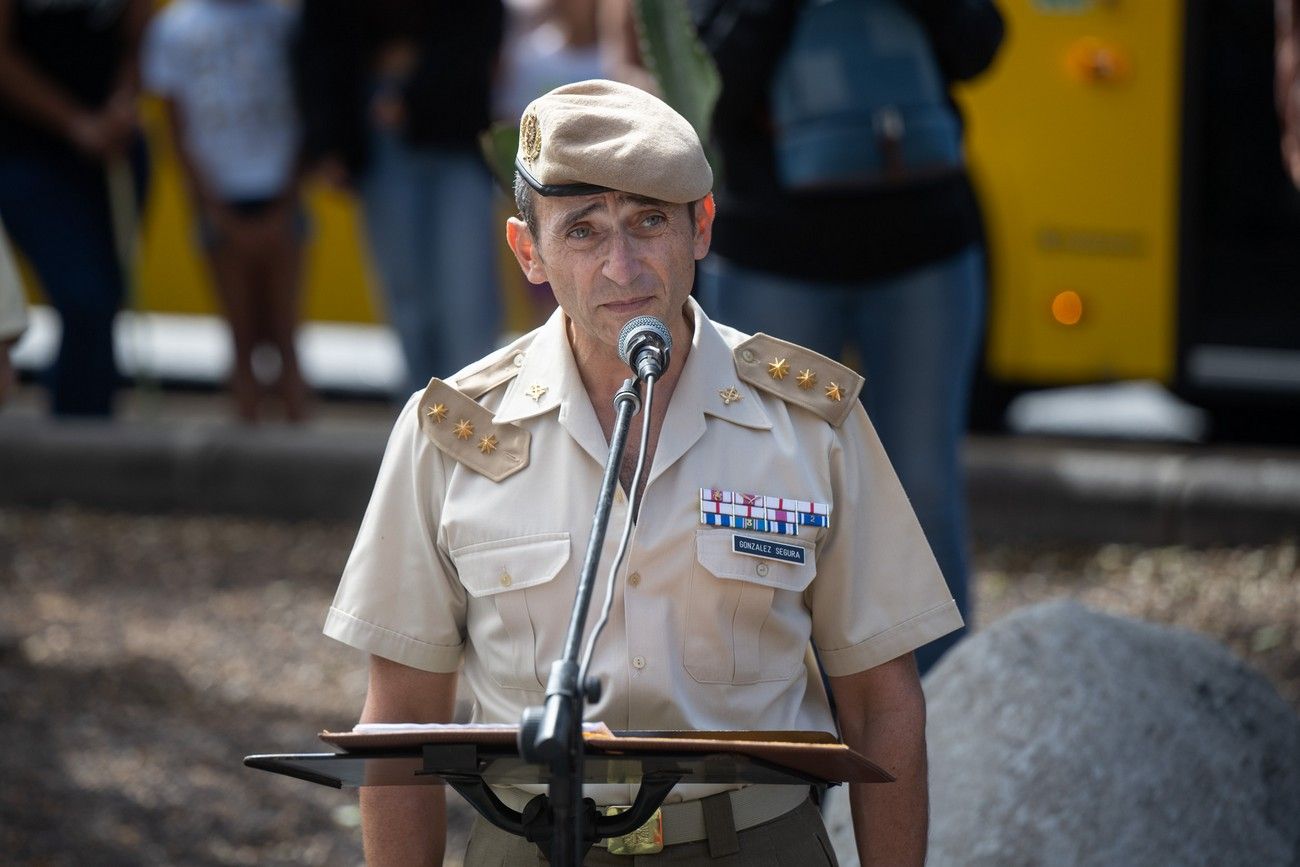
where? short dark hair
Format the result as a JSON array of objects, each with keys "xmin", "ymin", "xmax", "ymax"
[
  {"xmin": 513, "ymin": 171, "xmax": 698, "ymax": 246},
  {"xmin": 513, "ymin": 172, "xmax": 540, "ymax": 238}
]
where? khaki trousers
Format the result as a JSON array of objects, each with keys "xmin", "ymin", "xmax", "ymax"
[{"xmin": 462, "ymin": 797, "xmax": 839, "ymax": 866}]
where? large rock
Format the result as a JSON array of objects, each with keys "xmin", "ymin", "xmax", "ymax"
[
  {"xmin": 824, "ymin": 601, "xmax": 1300, "ymax": 866},
  {"xmin": 923, "ymin": 600, "xmax": 1300, "ymax": 867}
]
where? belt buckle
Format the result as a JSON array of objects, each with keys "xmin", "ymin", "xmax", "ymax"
[{"xmin": 602, "ymin": 806, "xmax": 664, "ymax": 855}]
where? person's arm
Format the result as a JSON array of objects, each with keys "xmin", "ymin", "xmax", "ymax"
[
  {"xmin": 0, "ymin": 0, "xmax": 149, "ymax": 155},
  {"xmin": 157, "ymin": 98, "xmax": 225, "ymax": 215},
  {"xmin": 903, "ymin": 0, "xmax": 1005, "ymax": 83},
  {"xmin": 292, "ymin": 0, "xmax": 363, "ymax": 187},
  {"xmin": 1277, "ymin": 0, "xmax": 1300, "ymax": 186},
  {"xmin": 0, "ymin": 0, "xmax": 94, "ymax": 145},
  {"xmin": 828, "ymin": 653, "xmax": 929, "ymax": 867},
  {"xmin": 113, "ymin": 0, "xmax": 150, "ymax": 95},
  {"xmin": 690, "ymin": 0, "xmax": 798, "ymax": 130},
  {"xmin": 598, "ymin": 0, "xmax": 662, "ymax": 95},
  {"xmin": 358, "ymin": 655, "xmax": 458, "ymax": 866}
]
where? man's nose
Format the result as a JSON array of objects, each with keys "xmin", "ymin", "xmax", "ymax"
[{"xmin": 602, "ymin": 230, "xmax": 641, "ymax": 285}]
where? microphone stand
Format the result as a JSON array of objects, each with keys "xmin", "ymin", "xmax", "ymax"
[{"xmin": 518, "ymin": 375, "xmax": 651, "ymax": 866}]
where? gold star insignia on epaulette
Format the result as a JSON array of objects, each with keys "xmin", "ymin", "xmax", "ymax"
[
  {"xmin": 767, "ymin": 358, "xmax": 790, "ymax": 381},
  {"xmin": 454, "ymin": 419, "xmax": 474, "ymax": 440},
  {"xmin": 478, "ymin": 434, "xmax": 499, "ymax": 454},
  {"xmin": 719, "ymin": 386, "xmax": 743, "ymax": 405},
  {"xmin": 525, "ymin": 383, "xmax": 548, "ymax": 402},
  {"xmin": 426, "ymin": 402, "xmax": 448, "ymax": 423},
  {"xmin": 825, "ymin": 382, "xmax": 845, "ymax": 402},
  {"xmin": 797, "ymin": 369, "xmax": 817, "ymax": 390}
]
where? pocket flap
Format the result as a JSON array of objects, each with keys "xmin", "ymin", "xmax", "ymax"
[
  {"xmin": 452, "ymin": 532, "xmax": 571, "ymax": 598},
  {"xmin": 695, "ymin": 529, "xmax": 817, "ymax": 592}
]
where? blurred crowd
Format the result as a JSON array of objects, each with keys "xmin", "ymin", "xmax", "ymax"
[{"xmin": 0, "ymin": 0, "xmax": 641, "ymax": 421}]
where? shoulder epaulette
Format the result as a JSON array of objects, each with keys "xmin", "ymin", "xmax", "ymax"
[
  {"xmin": 733, "ymin": 333, "xmax": 864, "ymax": 427},
  {"xmin": 418, "ymin": 378, "xmax": 530, "ymax": 482},
  {"xmin": 451, "ymin": 340, "xmax": 531, "ymax": 399}
]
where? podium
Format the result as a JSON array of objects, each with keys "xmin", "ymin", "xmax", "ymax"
[{"xmin": 246, "ymin": 725, "xmax": 888, "ymax": 861}]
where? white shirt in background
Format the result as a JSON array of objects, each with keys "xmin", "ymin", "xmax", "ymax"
[{"xmin": 144, "ymin": 0, "xmax": 300, "ymax": 201}]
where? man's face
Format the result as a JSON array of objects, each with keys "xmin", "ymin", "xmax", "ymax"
[{"xmin": 507, "ymin": 191, "xmax": 713, "ymax": 357}]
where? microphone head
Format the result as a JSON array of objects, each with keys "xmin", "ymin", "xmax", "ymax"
[{"xmin": 617, "ymin": 316, "xmax": 673, "ymax": 367}]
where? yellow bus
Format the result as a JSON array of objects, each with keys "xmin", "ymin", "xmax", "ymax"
[{"xmin": 957, "ymin": 0, "xmax": 1300, "ymax": 429}]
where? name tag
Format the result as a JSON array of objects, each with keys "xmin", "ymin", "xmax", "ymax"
[{"xmin": 732, "ymin": 534, "xmax": 806, "ymax": 565}]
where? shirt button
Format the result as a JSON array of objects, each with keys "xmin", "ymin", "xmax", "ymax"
[
  {"xmin": 513, "ymin": 353, "xmax": 525, "ymax": 367},
  {"xmin": 628, "ymin": 572, "xmax": 641, "ymax": 588},
  {"xmin": 500, "ymin": 573, "xmax": 513, "ymax": 587},
  {"xmin": 741, "ymin": 348, "xmax": 756, "ymax": 363},
  {"xmin": 756, "ymin": 562, "xmax": 770, "ymax": 578},
  {"xmin": 632, "ymin": 656, "xmax": 646, "ymax": 669}
]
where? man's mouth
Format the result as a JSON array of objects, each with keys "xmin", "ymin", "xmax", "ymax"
[{"xmin": 602, "ymin": 296, "xmax": 655, "ymax": 314}]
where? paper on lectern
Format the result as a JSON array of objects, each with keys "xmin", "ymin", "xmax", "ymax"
[{"xmin": 352, "ymin": 721, "xmax": 615, "ymax": 736}]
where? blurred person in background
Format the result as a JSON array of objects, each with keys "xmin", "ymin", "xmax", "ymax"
[
  {"xmin": 0, "ymin": 0, "xmax": 150, "ymax": 417},
  {"xmin": 0, "ymin": 215, "xmax": 27, "ymax": 405},
  {"xmin": 494, "ymin": 0, "xmax": 619, "ymax": 327},
  {"xmin": 295, "ymin": 1, "xmax": 505, "ymax": 400},
  {"xmin": 144, "ymin": 0, "xmax": 309, "ymax": 423},
  {"xmin": 692, "ymin": 0, "xmax": 1003, "ymax": 674},
  {"xmin": 494, "ymin": 0, "xmax": 608, "ymax": 123},
  {"xmin": 1279, "ymin": 0, "xmax": 1300, "ymax": 186}
]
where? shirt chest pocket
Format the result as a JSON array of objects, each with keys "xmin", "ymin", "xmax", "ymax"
[
  {"xmin": 685, "ymin": 529, "xmax": 818, "ymax": 685},
  {"xmin": 452, "ymin": 532, "xmax": 570, "ymax": 691}
]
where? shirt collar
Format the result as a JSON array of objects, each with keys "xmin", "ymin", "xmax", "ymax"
[
  {"xmin": 646, "ymin": 298, "xmax": 772, "ymax": 485},
  {"xmin": 494, "ymin": 306, "xmax": 572, "ymax": 425},
  {"xmin": 493, "ymin": 298, "xmax": 772, "ymax": 472},
  {"xmin": 675, "ymin": 297, "xmax": 771, "ymax": 431}
]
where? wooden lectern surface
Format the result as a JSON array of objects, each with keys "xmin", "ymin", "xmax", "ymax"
[{"xmin": 317, "ymin": 727, "xmax": 890, "ymax": 785}]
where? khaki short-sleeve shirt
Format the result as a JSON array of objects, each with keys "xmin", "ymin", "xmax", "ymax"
[{"xmin": 326, "ymin": 299, "xmax": 961, "ymax": 780}]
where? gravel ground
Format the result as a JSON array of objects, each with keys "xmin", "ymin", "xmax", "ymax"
[{"xmin": 1, "ymin": 506, "xmax": 1296, "ymax": 866}]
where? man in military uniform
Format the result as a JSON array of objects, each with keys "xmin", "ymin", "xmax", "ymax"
[{"xmin": 325, "ymin": 80, "xmax": 962, "ymax": 866}]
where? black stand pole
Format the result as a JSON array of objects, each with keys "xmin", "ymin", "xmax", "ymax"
[{"xmin": 518, "ymin": 376, "xmax": 649, "ymax": 866}]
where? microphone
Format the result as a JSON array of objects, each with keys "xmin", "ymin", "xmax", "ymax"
[{"xmin": 617, "ymin": 316, "xmax": 673, "ymax": 381}]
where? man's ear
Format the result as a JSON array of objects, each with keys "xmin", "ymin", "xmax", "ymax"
[
  {"xmin": 506, "ymin": 217, "xmax": 549, "ymax": 285},
  {"xmin": 692, "ymin": 194, "xmax": 716, "ymax": 261}
]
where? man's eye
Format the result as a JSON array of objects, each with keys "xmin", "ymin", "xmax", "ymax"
[
  {"xmin": 640, "ymin": 214, "xmax": 666, "ymax": 228},
  {"xmin": 566, "ymin": 226, "xmax": 592, "ymax": 240}
]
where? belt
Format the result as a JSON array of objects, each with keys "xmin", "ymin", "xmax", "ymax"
[{"xmin": 594, "ymin": 785, "xmax": 809, "ymax": 848}]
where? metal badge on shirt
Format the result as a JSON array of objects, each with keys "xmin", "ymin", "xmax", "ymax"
[{"xmin": 698, "ymin": 488, "xmax": 831, "ymax": 536}]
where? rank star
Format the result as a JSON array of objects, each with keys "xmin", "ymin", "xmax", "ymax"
[
  {"xmin": 825, "ymin": 382, "xmax": 845, "ymax": 402},
  {"xmin": 453, "ymin": 419, "xmax": 474, "ymax": 440},
  {"xmin": 796, "ymin": 369, "xmax": 817, "ymax": 390},
  {"xmin": 719, "ymin": 386, "xmax": 743, "ymax": 405},
  {"xmin": 767, "ymin": 357, "xmax": 790, "ymax": 380},
  {"xmin": 478, "ymin": 434, "xmax": 499, "ymax": 455},
  {"xmin": 426, "ymin": 403, "xmax": 448, "ymax": 423}
]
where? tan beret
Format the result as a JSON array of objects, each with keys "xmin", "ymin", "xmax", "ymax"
[{"xmin": 515, "ymin": 79, "xmax": 713, "ymax": 203}]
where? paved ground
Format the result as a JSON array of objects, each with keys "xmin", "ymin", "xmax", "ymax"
[
  {"xmin": 3, "ymin": 383, "xmax": 1299, "ymax": 544},
  {"xmin": 2, "ymin": 504, "xmax": 1296, "ymax": 866}
]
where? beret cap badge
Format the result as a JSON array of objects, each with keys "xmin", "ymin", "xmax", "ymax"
[{"xmin": 520, "ymin": 110, "xmax": 542, "ymax": 165}]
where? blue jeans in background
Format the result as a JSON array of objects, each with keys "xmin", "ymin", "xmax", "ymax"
[
  {"xmin": 698, "ymin": 246, "xmax": 984, "ymax": 674},
  {"xmin": 0, "ymin": 144, "xmax": 146, "ymax": 416},
  {"xmin": 360, "ymin": 130, "xmax": 501, "ymax": 398}
]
